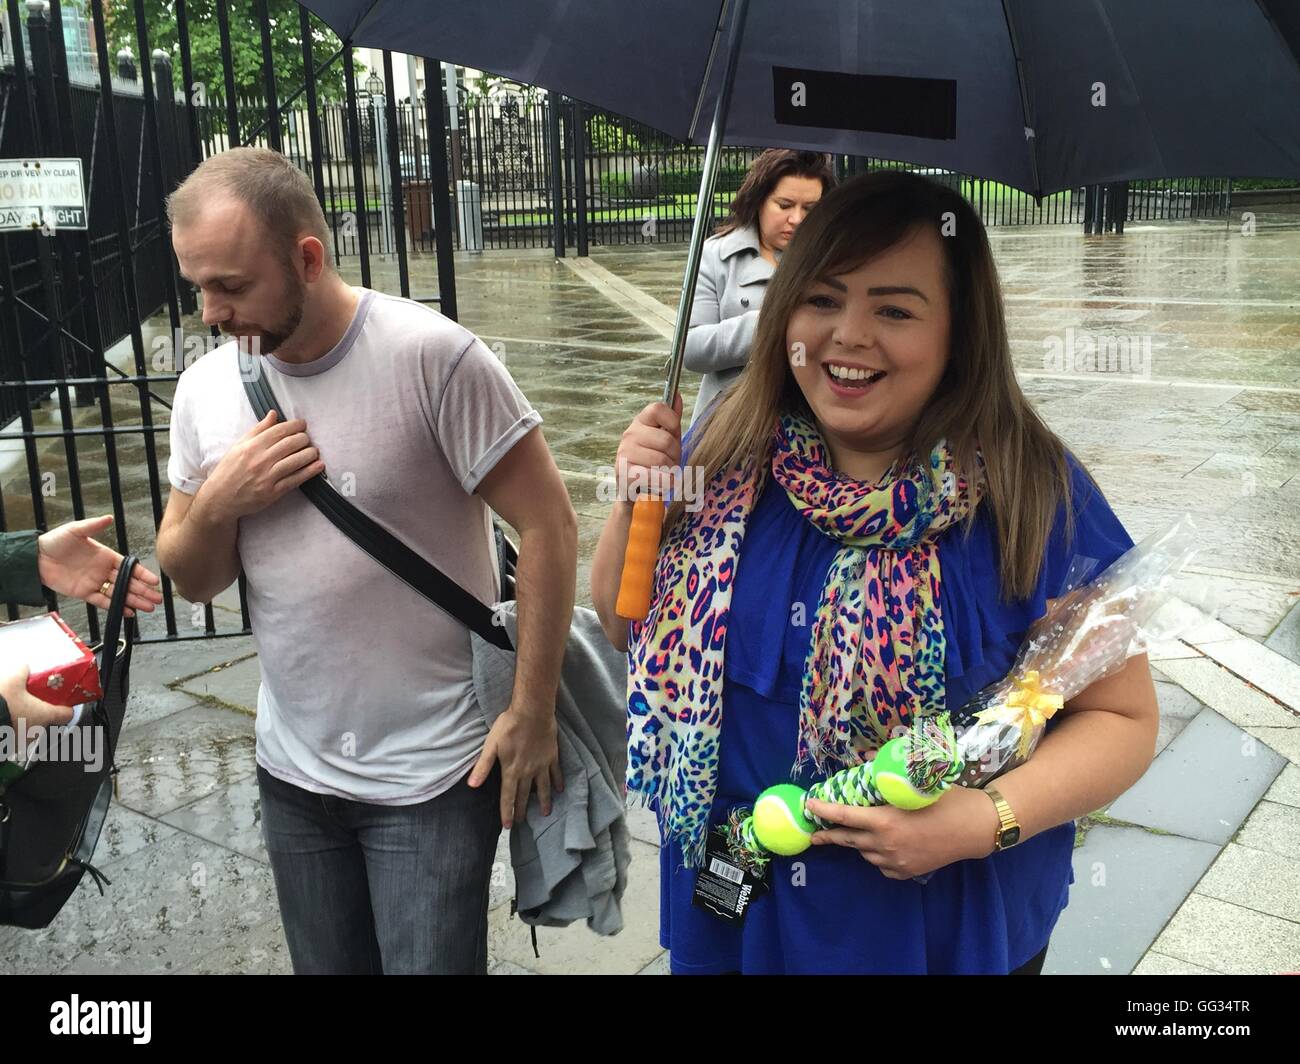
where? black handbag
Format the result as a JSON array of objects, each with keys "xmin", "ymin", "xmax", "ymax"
[
  {"xmin": 0, "ymin": 557, "xmax": 138, "ymax": 928},
  {"xmin": 242, "ymin": 371, "xmax": 518, "ymax": 648}
]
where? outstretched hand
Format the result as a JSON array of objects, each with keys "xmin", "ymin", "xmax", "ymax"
[{"xmin": 37, "ymin": 515, "xmax": 164, "ymax": 616}]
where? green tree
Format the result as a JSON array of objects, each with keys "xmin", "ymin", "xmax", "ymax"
[{"xmin": 103, "ymin": 0, "xmax": 352, "ymax": 103}]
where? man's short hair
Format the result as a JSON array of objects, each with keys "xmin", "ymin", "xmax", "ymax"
[{"xmin": 166, "ymin": 146, "xmax": 332, "ymax": 264}]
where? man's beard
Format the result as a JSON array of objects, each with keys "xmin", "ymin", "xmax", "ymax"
[{"xmin": 221, "ymin": 281, "xmax": 305, "ymax": 354}]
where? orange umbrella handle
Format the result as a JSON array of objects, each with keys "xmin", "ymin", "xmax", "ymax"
[{"xmin": 616, "ymin": 493, "xmax": 665, "ymax": 620}]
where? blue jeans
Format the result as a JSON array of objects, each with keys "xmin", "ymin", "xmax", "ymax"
[{"xmin": 257, "ymin": 763, "xmax": 502, "ymax": 974}]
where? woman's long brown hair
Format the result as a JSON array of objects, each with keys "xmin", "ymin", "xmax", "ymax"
[
  {"xmin": 714, "ymin": 149, "xmax": 838, "ymax": 238},
  {"xmin": 668, "ymin": 170, "xmax": 1081, "ymax": 602}
]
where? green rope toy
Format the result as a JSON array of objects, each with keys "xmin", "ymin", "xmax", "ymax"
[{"xmin": 722, "ymin": 713, "xmax": 964, "ymax": 873}]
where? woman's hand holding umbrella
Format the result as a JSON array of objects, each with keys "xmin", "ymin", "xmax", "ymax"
[{"xmin": 615, "ymin": 392, "xmax": 683, "ymax": 619}]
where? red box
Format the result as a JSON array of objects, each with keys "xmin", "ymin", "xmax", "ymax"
[{"xmin": 0, "ymin": 612, "xmax": 102, "ymax": 707}]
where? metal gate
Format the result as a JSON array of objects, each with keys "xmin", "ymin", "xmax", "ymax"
[{"xmin": 0, "ymin": 0, "xmax": 462, "ymax": 647}]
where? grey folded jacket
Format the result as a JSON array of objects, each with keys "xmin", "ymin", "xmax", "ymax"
[{"xmin": 470, "ymin": 603, "xmax": 630, "ymax": 936}]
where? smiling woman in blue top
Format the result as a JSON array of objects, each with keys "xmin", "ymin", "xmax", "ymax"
[{"xmin": 591, "ymin": 170, "xmax": 1159, "ymax": 975}]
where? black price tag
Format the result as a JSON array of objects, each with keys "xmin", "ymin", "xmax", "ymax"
[{"xmin": 691, "ymin": 830, "xmax": 770, "ymax": 925}]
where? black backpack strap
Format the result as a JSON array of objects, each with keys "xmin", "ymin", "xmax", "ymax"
[{"xmin": 242, "ymin": 369, "xmax": 512, "ymax": 651}]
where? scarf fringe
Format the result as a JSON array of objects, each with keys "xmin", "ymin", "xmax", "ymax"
[{"xmin": 624, "ymin": 775, "xmax": 714, "ymax": 868}]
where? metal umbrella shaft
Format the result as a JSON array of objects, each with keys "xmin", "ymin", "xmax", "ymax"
[{"xmin": 616, "ymin": 0, "xmax": 753, "ymax": 620}]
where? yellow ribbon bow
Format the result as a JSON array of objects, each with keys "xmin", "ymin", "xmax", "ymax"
[{"xmin": 973, "ymin": 670, "xmax": 1064, "ymax": 761}]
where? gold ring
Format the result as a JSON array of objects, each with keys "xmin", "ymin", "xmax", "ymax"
[{"xmin": 99, "ymin": 581, "xmax": 112, "ymax": 598}]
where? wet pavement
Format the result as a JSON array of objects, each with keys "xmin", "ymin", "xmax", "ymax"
[{"xmin": 1, "ymin": 205, "xmax": 1298, "ymax": 974}]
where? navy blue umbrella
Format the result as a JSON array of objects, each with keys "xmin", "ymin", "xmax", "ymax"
[
  {"xmin": 303, "ymin": 0, "xmax": 1300, "ymax": 195},
  {"xmin": 301, "ymin": 0, "xmax": 1300, "ymax": 617}
]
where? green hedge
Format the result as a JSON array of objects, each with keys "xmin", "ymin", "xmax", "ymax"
[
  {"xmin": 1136, "ymin": 177, "xmax": 1298, "ymax": 191},
  {"xmin": 599, "ymin": 166, "xmax": 749, "ymax": 200},
  {"xmin": 1228, "ymin": 177, "xmax": 1300, "ymax": 190}
]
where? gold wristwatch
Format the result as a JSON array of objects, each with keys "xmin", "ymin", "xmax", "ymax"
[{"xmin": 985, "ymin": 787, "xmax": 1022, "ymax": 851}]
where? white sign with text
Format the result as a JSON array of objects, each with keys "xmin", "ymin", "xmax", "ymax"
[{"xmin": 0, "ymin": 158, "xmax": 87, "ymax": 232}]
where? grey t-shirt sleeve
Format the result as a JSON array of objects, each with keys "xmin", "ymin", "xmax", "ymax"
[
  {"xmin": 436, "ymin": 337, "xmax": 543, "ymax": 494},
  {"xmin": 166, "ymin": 368, "xmax": 205, "ymax": 495}
]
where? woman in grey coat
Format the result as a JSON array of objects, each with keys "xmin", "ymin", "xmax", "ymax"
[{"xmin": 685, "ymin": 150, "xmax": 837, "ymax": 423}]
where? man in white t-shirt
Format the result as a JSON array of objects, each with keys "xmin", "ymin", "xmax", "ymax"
[{"xmin": 156, "ymin": 147, "xmax": 578, "ymax": 974}]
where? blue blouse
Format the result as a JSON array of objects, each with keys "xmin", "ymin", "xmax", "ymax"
[{"xmin": 656, "ymin": 442, "xmax": 1135, "ymax": 975}]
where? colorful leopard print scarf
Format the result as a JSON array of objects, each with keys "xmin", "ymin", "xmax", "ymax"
[{"xmin": 627, "ymin": 410, "xmax": 983, "ymax": 865}]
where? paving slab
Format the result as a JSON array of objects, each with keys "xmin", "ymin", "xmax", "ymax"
[
  {"xmin": 112, "ymin": 703, "xmax": 259, "ymax": 820},
  {"xmin": 127, "ymin": 636, "xmax": 257, "ymax": 688},
  {"xmin": 1194, "ymin": 638, "xmax": 1300, "ymax": 711},
  {"xmin": 1264, "ymin": 763, "xmax": 1300, "ymax": 807},
  {"xmin": 119, "ymin": 684, "xmax": 207, "ymax": 732},
  {"xmin": 1245, "ymin": 726, "xmax": 1300, "ymax": 766},
  {"xmin": 488, "ymin": 959, "xmax": 536, "ymax": 975},
  {"xmin": 1265, "ymin": 598, "xmax": 1300, "ymax": 666},
  {"xmin": 174, "ymin": 654, "xmax": 262, "ymax": 714},
  {"xmin": 180, "ymin": 915, "xmax": 292, "ymax": 975},
  {"xmin": 1232, "ymin": 799, "xmax": 1300, "ymax": 862},
  {"xmin": 95, "ymin": 803, "xmax": 182, "ymax": 866},
  {"xmin": 1045, "ymin": 824, "xmax": 1220, "ymax": 975},
  {"xmin": 625, "ymin": 802, "xmax": 663, "ymax": 848},
  {"xmin": 1193, "ymin": 840, "xmax": 1300, "ymax": 922},
  {"xmin": 1155, "ymin": 657, "xmax": 1299, "ymax": 730},
  {"xmin": 1153, "ymin": 678, "xmax": 1204, "ymax": 755},
  {"xmin": 0, "ymin": 831, "xmax": 277, "ymax": 975},
  {"xmin": 160, "ymin": 771, "xmax": 268, "ymax": 864},
  {"xmin": 1149, "ymin": 892, "xmax": 1300, "ymax": 975},
  {"xmin": 638, "ymin": 951, "xmax": 671, "ymax": 975},
  {"xmin": 1131, "ymin": 950, "xmax": 1223, "ymax": 976},
  {"xmin": 1106, "ymin": 708, "xmax": 1286, "ymax": 844}
]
